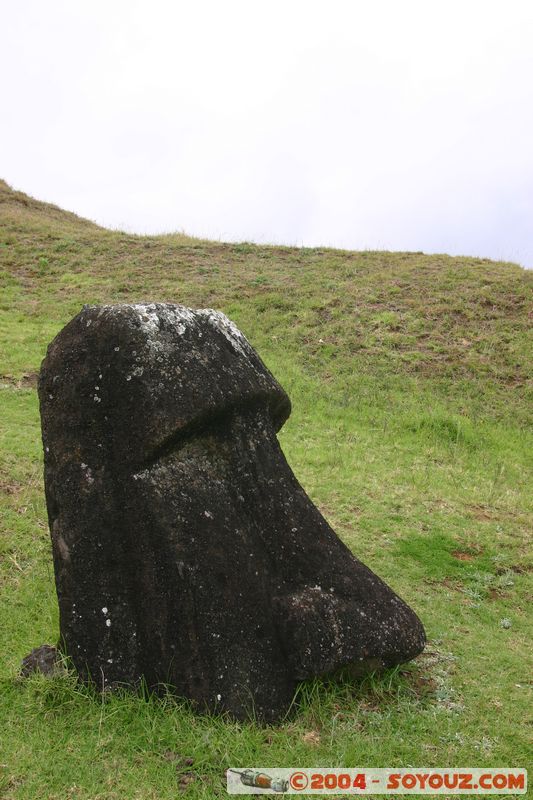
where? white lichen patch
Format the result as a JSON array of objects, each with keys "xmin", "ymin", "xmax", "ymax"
[
  {"xmin": 133, "ymin": 304, "xmax": 162, "ymax": 334},
  {"xmin": 85, "ymin": 303, "xmax": 256, "ymax": 367},
  {"xmin": 132, "ymin": 468, "xmax": 150, "ymax": 482},
  {"xmin": 132, "ymin": 303, "xmax": 197, "ymax": 337},
  {"xmin": 80, "ymin": 463, "xmax": 94, "ymax": 485},
  {"xmin": 198, "ymin": 308, "xmax": 250, "ymax": 357},
  {"xmin": 125, "ymin": 365, "xmax": 144, "ymax": 382}
]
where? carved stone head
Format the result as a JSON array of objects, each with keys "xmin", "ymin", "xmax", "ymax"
[{"xmin": 39, "ymin": 303, "xmax": 425, "ymax": 721}]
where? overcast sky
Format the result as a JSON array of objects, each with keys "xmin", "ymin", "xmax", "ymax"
[{"xmin": 2, "ymin": 1, "xmax": 533, "ymax": 267}]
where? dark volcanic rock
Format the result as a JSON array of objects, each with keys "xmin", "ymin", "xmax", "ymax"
[
  {"xmin": 38, "ymin": 303, "xmax": 425, "ymax": 721},
  {"xmin": 21, "ymin": 644, "xmax": 61, "ymax": 677}
]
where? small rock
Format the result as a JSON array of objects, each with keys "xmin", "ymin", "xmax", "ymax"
[{"xmin": 20, "ymin": 644, "xmax": 61, "ymax": 677}]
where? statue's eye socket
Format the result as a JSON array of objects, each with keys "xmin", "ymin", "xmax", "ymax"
[
  {"xmin": 135, "ymin": 400, "xmax": 274, "ymax": 473},
  {"xmin": 137, "ymin": 420, "xmax": 214, "ymax": 471},
  {"xmin": 134, "ymin": 397, "xmax": 275, "ymax": 474},
  {"xmin": 135, "ymin": 404, "xmax": 241, "ymax": 472}
]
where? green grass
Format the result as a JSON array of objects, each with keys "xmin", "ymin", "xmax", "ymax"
[{"xmin": 0, "ymin": 179, "xmax": 532, "ymax": 798}]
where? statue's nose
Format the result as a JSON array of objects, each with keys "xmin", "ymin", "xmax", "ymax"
[{"xmin": 229, "ymin": 411, "xmax": 426, "ymax": 679}]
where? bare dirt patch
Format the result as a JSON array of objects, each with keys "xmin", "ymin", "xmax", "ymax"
[
  {"xmin": 0, "ymin": 372, "xmax": 39, "ymax": 388},
  {"xmin": 452, "ymin": 550, "xmax": 475, "ymax": 562}
]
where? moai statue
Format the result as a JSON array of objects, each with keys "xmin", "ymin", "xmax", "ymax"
[{"xmin": 37, "ymin": 304, "xmax": 425, "ymax": 721}]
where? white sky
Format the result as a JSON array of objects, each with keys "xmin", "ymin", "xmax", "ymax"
[{"xmin": 2, "ymin": 0, "xmax": 533, "ymax": 267}]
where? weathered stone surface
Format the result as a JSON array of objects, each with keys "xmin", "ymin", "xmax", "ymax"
[
  {"xmin": 21, "ymin": 644, "xmax": 61, "ymax": 677},
  {"xmin": 38, "ymin": 303, "xmax": 425, "ymax": 721}
]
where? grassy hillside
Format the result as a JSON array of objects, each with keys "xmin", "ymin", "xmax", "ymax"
[{"xmin": 1, "ymin": 179, "xmax": 532, "ymax": 799}]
